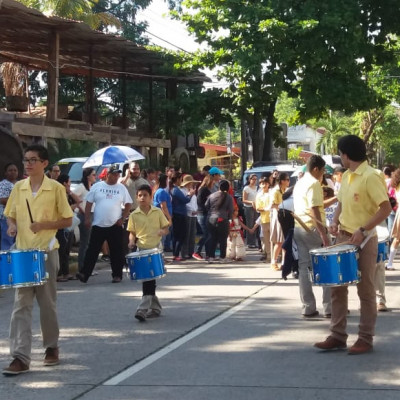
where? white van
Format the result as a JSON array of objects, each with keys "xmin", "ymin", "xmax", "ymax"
[{"xmin": 56, "ymin": 157, "xmax": 129, "ymax": 191}]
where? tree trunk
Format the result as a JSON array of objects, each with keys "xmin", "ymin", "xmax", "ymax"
[
  {"xmin": 252, "ymin": 109, "xmax": 263, "ymax": 162},
  {"xmin": 262, "ymin": 98, "xmax": 277, "ymax": 161}
]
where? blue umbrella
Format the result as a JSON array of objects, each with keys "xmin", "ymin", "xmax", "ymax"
[{"xmin": 82, "ymin": 145, "xmax": 145, "ymax": 168}]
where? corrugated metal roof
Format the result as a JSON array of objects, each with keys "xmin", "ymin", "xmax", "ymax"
[{"xmin": 0, "ymin": 0, "xmax": 210, "ymax": 83}]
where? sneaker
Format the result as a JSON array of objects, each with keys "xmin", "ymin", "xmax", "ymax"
[
  {"xmin": 314, "ymin": 336, "xmax": 347, "ymax": 351},
  {"xmin": 303, "ymin": 311, "xmax": 320, "ymax": 318},
  {"xmin": 135, "ymin": 309, "xmax": 146, "ymax": 322},
  {"xmin": 378, "ymin": 303, "xmax": 388, "ymax": 312},
  {"xmin": 207, "ymin": 257, "xmax": 214, "ymax": 264},
  {"xmin": 192, "ymin": 253, "xmax": 204, "ymax": 261},
  {"xmin": 271, "ymin": 263, "xmax": 281, "ymax": 271},
  {"xmin": 146, "ymin": 309, "xmax": 161, "ymax": 318},
  {"xmin": 220, "ymin": 258, "xmax": 230, "ymax": 264},
  {"xmin": 101, "ymin": 255, "xmax": 111, "ymax": 262},
  {"xmin": 112, "ymin": 277, "xmax": 122, "ymax": 283},
  {"xmin": 2, "ymin": 358, "xmax": 29, "ymax": 375},
  {"xmin": 172, "ymin": 256, "xmax": 183, "ymax": 262},
  {"xmin": 348, "ymin": 338, "xmax": 373, "ymax": 355},
  {"xmin": 76, "ymin": 272, "xmax": 88, "ymax": 283},
  {"xmin": 44, "ymin": 347, "xmax": 59, "ymax": 366}
]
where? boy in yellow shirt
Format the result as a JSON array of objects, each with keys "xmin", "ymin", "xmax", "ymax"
[{"xmin": 127, "ymin": 184, "xmax": 169, "ymax": 321}]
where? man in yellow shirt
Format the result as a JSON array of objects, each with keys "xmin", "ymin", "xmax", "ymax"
[
  {"xmin": 127, "ymin": 184, "xmax": 169, "ymax": 321},
  {"xmin": 2, "ymin": 145, "xmax": 73, "ymax": 375},
  {"xmin": 293, "ymin": 155, "xmax": 331, "ymax": 318},
  {"xmin": 315, "ymin": 135, "xmax": 391, "ymax": 355}
]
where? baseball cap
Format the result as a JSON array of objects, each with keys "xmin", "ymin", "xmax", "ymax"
[
  {"xmin": 108, "ymin": 164, "xmax": 122, "ymax": 174},
  {"xmin": 209, "ymin": 167, "xmax": 223, "ymax": 175}
]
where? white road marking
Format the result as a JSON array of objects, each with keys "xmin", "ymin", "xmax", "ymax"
[{"xmin": 103, "ymin": 296, "xmax": 256, "ymax": 386}]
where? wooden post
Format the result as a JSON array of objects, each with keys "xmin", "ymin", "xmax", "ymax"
[
  {"xmin": 85, "ymin": 46, "xmax": 94, "ymax": 125},
  {"xmin": 121, "ymin": 58, "xmax": 127, "ymax": 129},
  {"xmin": 46, "ymin": 30, "xmax": 59, "ymax": 122}
]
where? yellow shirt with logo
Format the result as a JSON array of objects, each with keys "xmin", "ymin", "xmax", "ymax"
[
  {"xmin": 293, "ymin": 172, "xmax": 325, "ymax": 230},
  {"xmin": 337, "ymin": 161, "xmax": 388, "ymax": 233},
  {"xmin": 127, "ymin": 205, "xmax": 169, "ymax": 249},
  {"xmin": 4, "ymin": 176, "xmax": 73, "ymax": 250},
  {"xmin": 255, "ymin": 191, "xmax": 270, "ymax": 223}
]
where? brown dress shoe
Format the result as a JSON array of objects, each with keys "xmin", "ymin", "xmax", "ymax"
[
  {"xmin": 2, "ymin": 358, "xmax": 29, "ymax": 375},
  {"xmin": 44, "ymin": 347, "xmax": 59, "ymax": 366},
  {"xmin": 348, "ymin": 338, "xmax": 373, "ymax": 355},
  {"xmin": 314, "ymin": 336, "xmax": 347, "ymax": 351}
]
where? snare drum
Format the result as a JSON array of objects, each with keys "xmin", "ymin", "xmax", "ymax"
[
  {"xmin": 309, "ymin": 245, "xmax": 360, "ymax": 286},
  {"xmin": 377, "ymin": 240, "xmax": 389, "ymax": 263},
  {"xmin": 126, "ymin": 248, "xmax": 166, "ymax": 282},
  {"xmin": 0, "ymin": 249, "xmax": 47, "ymax": 289}
]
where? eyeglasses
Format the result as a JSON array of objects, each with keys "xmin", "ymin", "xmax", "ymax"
[{"xmin": 23, "ymin": 158, "xmax": 43, "ymax": 165}]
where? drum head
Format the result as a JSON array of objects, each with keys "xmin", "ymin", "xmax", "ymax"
[
  {"xmin": 136, "ymin": 248, "xmax": 161, "ymax": 256},
  {"xmin": 310, "ymin": 244, "xmax": 357, "ymax": 255}
]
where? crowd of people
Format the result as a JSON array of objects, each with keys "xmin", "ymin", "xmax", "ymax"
[{"xmin": 0, "ymin": 134, "xmax": 398, "ymax": 375}]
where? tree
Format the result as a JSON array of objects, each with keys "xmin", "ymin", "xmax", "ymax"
[
  {"xmin": 310, "ymin": 112, "xmax": 353, "ymax": 155},
  {"xmin": 176, "ymin": 0, "xmax": 400, "ymax": 161}
]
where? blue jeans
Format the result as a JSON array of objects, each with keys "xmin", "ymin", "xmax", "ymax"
[
  {"xmin": 196, "ymin": 213, "xmax": 209, "ymax": 255},
  {"xmin": 77, "ymin": 213, "xmax": 92, "ymax": 272},
  {"xmin": 1, "ymin": 216, "xmax": 15, "ymax": 250}
]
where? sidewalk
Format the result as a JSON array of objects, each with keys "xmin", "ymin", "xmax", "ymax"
[{"xmin": 0, "ymin": 249, "xmax": 399, "ymax": 400}]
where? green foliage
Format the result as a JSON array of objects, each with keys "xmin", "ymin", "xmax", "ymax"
[
  {"xmin": 201, "ymin": 122, "xmax": 240, "ymax": 145},
  {"xmin": 309, "ymin": 112, "xmax": 353, "ymax": 155},
  {"xmin": 47, "ymin": 139, "xmax": 98, "ymax": 165},
  {"xmin": 176, "ymin": 0, "xmax": 400, "ymax": 160},
  {"xmin": 288, "ymin": 147, "xmax": 303, "ymax": 163}
]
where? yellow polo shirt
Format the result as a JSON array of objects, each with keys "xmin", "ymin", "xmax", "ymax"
[
  {"xmin": 4, "ymin": 176, "xmax": 73, "ymax": 250},
  {"xmin": 271, "ymin": 186, "xmax": 283, "ymax": 206},
  {"xmin": 127, "ymin": 205, "xmax": 169, "ymax": 249},
  {"xmin": 255, "ymin": 191, "xmax": 270, "ymax": 223},
  {"xmin": 293, "ymin": 172, "xmax": 326, "ymax": 229},
  {"xmin": 337, "ymin": 161, "xmax": 388, "ymax": 233}
]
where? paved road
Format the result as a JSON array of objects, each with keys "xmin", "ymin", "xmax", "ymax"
[{"xmin": 1, "ymin": 250, "xmax": 399, "ymax": 400}]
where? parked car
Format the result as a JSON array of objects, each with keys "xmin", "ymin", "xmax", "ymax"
[
  {"xmin": 56, "ymin": 157, "xmax": 129, "ymax": 191},
  {"xmin": 232, "ymin": 162, "xmax": 299, "ymax": 218}
]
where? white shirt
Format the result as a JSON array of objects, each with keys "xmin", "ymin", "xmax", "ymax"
[
  {"xmin": 72, "ymin": 182, "xmax": 89, "ymax": 211},
  {"xmin": 86, "ymin": 181, "xmax": 132, "ymax": 227},
  {"xmin": 181, "ymin": 187, "xmax": 198, "ymax": 215},
  {"xmin": 243, "ymin": 185, "xmax": 257, "ymax": 207}
]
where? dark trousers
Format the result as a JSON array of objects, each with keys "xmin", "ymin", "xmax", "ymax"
[
  {"xmin": 207, "ymin": 219, "xmax": 230, "ymax": 259},
  {"xmin": 172, "ymin": 213, "xmax": 187, "ymax": 257},
  {"xmin": 82, "ymin": 224, "xmax": 125, "ymax": 279},
  {"xmin": 143, "ymin": 280, "xmax": 156, "ymax": 296},
  {"xmin": 56, "ymin": 229, "xmax": 74, "ymax": 276}
]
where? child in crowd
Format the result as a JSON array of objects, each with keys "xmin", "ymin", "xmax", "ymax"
[
  {"xmin": 127, "ymin": 184, "xmax": 170, "ymax": 322},
  {"xmin": 227, "ymin": 207, "xmax": 253, "ymax": 261},
  {"xmin": 323, "ymin": 186, "xmax": 338, "ymax": 229}
]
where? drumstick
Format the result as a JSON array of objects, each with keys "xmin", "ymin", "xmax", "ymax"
[
  {"xmin": 305, "ymin": 212, "xmax": 325, "ymax": 227},
  {"xmin": 291, "ymin": 212, "xmax": 311, "ymax": 232},
  {"xmin": 323, "ymin": 240, "xmax": 351, "ymax": 250},
  {"xmin": 26, "ymin": 199, "xmax": 34, "ymax": 223},
  {"xmin": 26, "ymin": 199, "xmax": 37, "ymax": 234}
]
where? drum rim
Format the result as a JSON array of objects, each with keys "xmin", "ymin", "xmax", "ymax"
[
  {"xmin": 126, "ymin": 248, "xmax": 162, "ymax": 257},
  {"xmin": 309, "ymin": 244, "xmax": 357, "ymax": 255}
]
